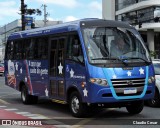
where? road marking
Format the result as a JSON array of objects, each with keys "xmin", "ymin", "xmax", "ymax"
[
  {"xmin": 0, "ymin": 106, "xmax": 7, "ymax": 108},
  {"xmin": 4, "ymin": 108, "xmax": 18, "ymax": 111},
  {"xmin": 0, "ymin": 99, "xmax": 10, "ymax": 104},
  {"xmin": 23, "ymin": 114, "xmax": 40, "ymax": 117},
  {"xmin": 52, "ymin": 117, "xmax": 75, "ymax": 119},
  {"xmin": 29, "ymin": 114, "xmax": 50, "ymax": 119},
  {"xmin": 55, "ymin": 125, "xmax": 71, "ymax": 128},
  {"xmin": 15, "ymin": 112, "xmax": 30, "ymax": 115},
  {"xmin": 16, "ymin": 113, "xmax": 50, "ymax": 119},
  {"xmin": 30, "ymin": 116, "xmax": 50, "ymax": 119},
  {"xmin": 70, "ymin": 119, "xmax": 93, "ymax": 128}
]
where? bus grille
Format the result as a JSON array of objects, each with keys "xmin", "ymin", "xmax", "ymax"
[{"xmin": 111, "ymin": 78, "xmax": 145, "ymax": 96}]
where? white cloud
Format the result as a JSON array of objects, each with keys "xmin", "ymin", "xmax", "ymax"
[
  {"xmin": 37, "ymin": 0, "xmax": 79, "ymax": 8},
  {"xmin": 48, "ymin": 17, "xmax": 54, "ymax": 21},
  {"xmin": 0, "ymin": 1, "xmax": 19, "ymax": 21},
  {"xmin": 0, "ymin": 1, "xmax": 16, "ymax": 7},
  {"xmin": 64, "ymin": 16, "xmax": 78, "ymax": 22},
  {"xmin": 0, "ymin": 8, "xmax": 18, "ymax": 17},
  {"xmin": 84, "ymin": 1, "xmax": 102, "ymax": 19},
  {"xmin": 88, "ymin": 1, "xmax": 102, "ymax": 12}
]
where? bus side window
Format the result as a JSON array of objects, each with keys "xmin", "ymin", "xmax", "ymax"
[
  {"xmin": 6, "ymin": 41, "xmax": 14, "ymax": 60},
  {"xmin": 14, "ymin": 41, "xmax": 23, "ymax": 60},
  {"xmin": 37, "ymin": 38, "xmax": 48, "ymax": 59},
  {"xmin": 25, "ymin": 39, "xmax": 31, "ymax": 59},
  {"xmin": 27, "ymin": 39, "xmax": 35, "ymax": 59},
  {"xmin": 67, "ymin": 34, "xmax": 84, "ymax": 63},
  {"xmin": 14, "ymin": 41, "xmax": 19, "ymax": 59}
]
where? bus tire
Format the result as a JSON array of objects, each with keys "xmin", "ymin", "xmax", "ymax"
[
  {"xmin": 69, "ymin": 91, "xmax": 88, "ymax": 117},
  {"xmin": 126, "ymin": 100, "xmax": 144, "ymax": 114},
  {"xmin": 21, "ymin": 85, "xmax": 38, "ymax": 104},
  {"xmin": 31, "ymin": 95, "xmax": 38, "ymax": 104},
  {"xmin": 146, "ymin": 89, "xmax": 160, "ymax": 107}
]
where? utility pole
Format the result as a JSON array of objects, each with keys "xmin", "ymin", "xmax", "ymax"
[
  {"xmin": 42, "ymin": 4, "xmax": 48, "ymax": 27},
  {"xmin": 20, "ymin": 0, "xmax": 41, "ymax": 30},
  {"xmin": 4, "ymin": 25, "xmax": 6, "ymax": 44},
  {"xmin": 21, "ymin": 0, "xmax": 25, "ymax": 30}
]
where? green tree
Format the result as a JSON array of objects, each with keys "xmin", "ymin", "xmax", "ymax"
[{"xmin": 150, "ymin": 50, "xmax": 157, "ymax": 58}]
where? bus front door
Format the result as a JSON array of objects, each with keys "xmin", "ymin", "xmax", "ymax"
[{"xmin": 49, "ymin": 37, "xmax": 66, "ymax": 101}]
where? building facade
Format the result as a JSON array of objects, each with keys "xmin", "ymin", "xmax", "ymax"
[{"xmin": 102, "ymin": 0, "xmax": 160, "ymax": 58}]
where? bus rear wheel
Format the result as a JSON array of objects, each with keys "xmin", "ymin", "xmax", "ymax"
[
  {"xmin": 21, "ymin": 85, "xmax": 38, "ymax": 104},
  {"xmin": 69, "ymin": 91, "xmax": 88, "ymax": 117},
  {"xmin": 126, "ymin": 100, "xmax": 144, "ymax": 114}
]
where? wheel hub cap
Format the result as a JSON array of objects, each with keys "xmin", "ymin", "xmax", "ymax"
[{"xmin": 71, "ymin": 97, "xmax": 79, "ymax": 114}]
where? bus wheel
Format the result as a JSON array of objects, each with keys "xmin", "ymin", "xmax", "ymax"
[
  {"xmin": 126, "ymin": 100, "xmax": 144, "ymax": 114},
  {"xmin": 69, "ymin": 91, "xmax": 88, "ymax": 117},
  {"xmin": 21, "ymin": 85, "xmax": 38, "ymax": 104}
]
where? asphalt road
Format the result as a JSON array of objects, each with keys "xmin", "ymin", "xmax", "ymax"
[{"xmin": 0, "ymin": 77, "xmax": 160, "ymax": 128}]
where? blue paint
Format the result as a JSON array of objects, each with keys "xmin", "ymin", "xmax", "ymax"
[
  {"xmin": 102, "ymin": 66, "xmax": 149, "ymax": 100},
  {"xmin": 5, "ymin": 19, "xmax": 155, "ymax": 106}
]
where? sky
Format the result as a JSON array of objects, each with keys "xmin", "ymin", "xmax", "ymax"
[{"xmin": 0, "ymin": 0, "xmax": 102, "ymax": 26}]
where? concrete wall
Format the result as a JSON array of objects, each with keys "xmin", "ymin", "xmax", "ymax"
[{"xmin": 102, "ymin": 0, "xmax": 115, "ymax": 20}]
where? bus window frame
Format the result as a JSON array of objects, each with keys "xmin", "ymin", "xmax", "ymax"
[
  {"xmin": 5, "ymin": 36, "xmax": 49, "ymax": 61},
  {"xmin": 65, "ymin": 32, "xmax": 85, "ymax": 66}
]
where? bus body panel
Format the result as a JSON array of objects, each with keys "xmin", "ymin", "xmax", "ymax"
[
  {"xmin": 8, "ymin": 26, "xmax": 72, "ymax": 40},
  {"xmin": 65, "ymin": 60, "xmax": 88, "ymax": 101},
  {"xmin": 74, "ymin": 63, "xmax": 155, "ymax": 103},
  {"xmin": 5, "ymin": 59, "xmax": 49, "ymax": 97},
  {"xmin": 4, "ymin": 19, "xmax": 155, "ymax": 110}
]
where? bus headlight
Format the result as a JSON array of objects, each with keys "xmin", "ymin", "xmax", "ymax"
[
  {"xmin": 90, "ymin": 78, "xmax": 108, "ymax": 86},
  {"xmin": 148, "ymin": 76, "xmax": 155, "ymax": 84}
]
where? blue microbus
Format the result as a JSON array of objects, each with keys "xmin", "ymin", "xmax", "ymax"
[{"xmin": 5, "ymin": 19, "xmax": 155, "ymax": 117}]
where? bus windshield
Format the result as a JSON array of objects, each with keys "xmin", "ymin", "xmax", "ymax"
[{"xmin": 82, "ymin": 27, "xmax": 150, "ymax": 65}]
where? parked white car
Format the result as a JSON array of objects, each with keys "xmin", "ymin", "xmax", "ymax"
[{"xmin": 147, "ymin": 59, "xmax": 160, "ymax": 107}]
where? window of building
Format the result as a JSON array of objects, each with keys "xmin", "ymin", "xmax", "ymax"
[{"xmin": 116, "ymin": 0, "xmax": 137, "ymax": 11}]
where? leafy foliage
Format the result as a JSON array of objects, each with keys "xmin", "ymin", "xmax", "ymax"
[
  {"xmin": 20, "ymin": 0, "xmax": 41, "ymax": 30},
  {"xmin": 23, "ymin": 4, "xmax": 42, "ymax": 16},
  {"xmin": 150, "ymin": 50, "xmax": 157, "ymax": 57}
]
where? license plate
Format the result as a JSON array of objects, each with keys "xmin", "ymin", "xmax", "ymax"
[{"xmin": 124, "ymin": 88, "xmax": 137, "ymax": 94}]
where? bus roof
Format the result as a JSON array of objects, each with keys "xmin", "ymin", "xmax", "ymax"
[{"xmin": 8, "ymin": 18, "xmax": 133, "ymax": 40}]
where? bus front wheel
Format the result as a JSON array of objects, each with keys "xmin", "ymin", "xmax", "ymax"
[
  {"xmin": 126, "ymin": 100, "xmax": 144, "ymax": 114},
  {"xmin": 69, "ymin": 91, "xmax": 88, "ymax": 117},
  {"xmin": 21, "ymin": 85, "xmax": 38, "ymax": 104}
]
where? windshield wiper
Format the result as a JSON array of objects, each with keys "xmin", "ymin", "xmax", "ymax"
[
  {"xmin": 92, "ymin": 57, "xmax": 128, "ymax": 66},
  {"xmin": 92, "ymin": 57, "xmax": 116, "ymax": 60},
  {"xmin": 124, "ymin": 57, "xmax": 151, "ymax": 65}
]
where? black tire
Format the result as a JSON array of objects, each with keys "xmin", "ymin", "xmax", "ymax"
[
  {"xmin": 126, "ymin": 100, "xmax": 144, "ymax": 114},
  {"xmin": 31, "ymin": 95, "xmax": 38, "ymax": 104},
  {"xmin": 21, "ymin": 85, "xmax": 38, "ymax": 104},
  {"xmin": 69, "ymin": 91, "xmax": 88, "ymax": 117},
  {"xmin": 146, "ymin": 89, "xmax": 160, "ymax": 107}
]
